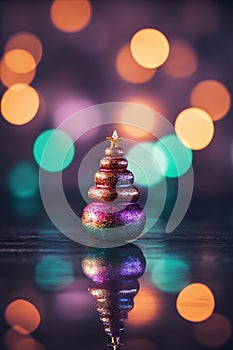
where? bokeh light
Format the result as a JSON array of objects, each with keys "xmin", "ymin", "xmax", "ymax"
[
  {"xmin": 4, "ymin": 329, "xmax": 45, "ymax": 350},
  {"xmin": 125, "ymin": 339, "xmax": 157, "ymax": 350},
  {"xmin": 151, "ymin": 256, "xmax": 190, "ymax": 293},
  {"xmin": 1, "ymin": 83, "xmax": 40, "ymax": 125},
  {"xmin": 8, "ymin": 162, "xmax": 38, "ymax": 198},
  {"xmin": 175, "ymin": 107, "xmax": 214, "ymax": 150},
  {"xmin": 163, "ymin": 39, "xmax": 198, "ymax": 78},
  {"xmin": 190, "ymin": 80, "xmax": 231, "ymax": 121},
  {"xmin": 33, "ymin": 129, "xmax": 75, "ymax": 172},
  {"xmin": 128, "ymin": 282, "xmax": 161, "ymax": 325},
  {"xmin": 118, "ymin": 103, "xmax": 157, "ymax": 139},
  {"xmin": 5, "ymin": 299, "xmax": 41, "ymax": 335},
  {"xmin": 50, "ymin": 0, "xmax": 92, "ymax": 33},
  {"xmin": 35, "ymin": 256, "xmax": 74, "ymax": 291},
  {"xmin": 116, "ymin": 44, "xmax": 156, "ymax": 84},
  {"xmin": 0, "ymin": 57, "xmax": 35, "ymax": 87},
  {"xmin": 126, "ymin": 142, "xmax": 166, "ymax": 187},
  {"xmin": 193, "ymin": 313, "xmax": 232, "ymax": 347},
  {"xmin": 176, "ymin": 283, "xmax": 215, "ymax": 322},
  {"xmin": 5, "ymin": 31, "xmax": 43, "ymax": 65},
  {"xmin": 4, "ymin": 49, "xmax": 36, "ymax": 74},
  {"xmin": 10, "ymin": 198, "xmax": 40, "ymax": 220},
  {"xmin": 153, "ymin": 134, "xmax": 193, "ymax": 177},
  {"xmin": 130, "ymin": 28, "xmax": 170, "ymax": 69}
]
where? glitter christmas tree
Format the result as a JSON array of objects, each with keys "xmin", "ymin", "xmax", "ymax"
[{"xmin": 82, "ymin": 130, "xmax": 146, "ymax": 243}]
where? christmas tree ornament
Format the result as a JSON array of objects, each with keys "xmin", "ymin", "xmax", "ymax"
[
  {"xmin": 82, "ymin": 244, "xmax": 146, "ymax": 349},
  {"xmin": 82, "ymin": 130, "xmax": 146, "ymax": 243}
]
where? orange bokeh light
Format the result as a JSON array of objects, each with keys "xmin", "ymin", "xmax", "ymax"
[
  {"xmin": 163, "ymin": 39, "xmax": 198, "ymax": 78},
  {"xmin": 175, "ymin": 107, "xmax": 214, "ymax": 150},
  {"xmin": 5, "ymin": 299, "xmax": 41, "ymax": 335},
  {"xmin": 1, "ymin": 83, "xmax": 40, "ymax": 125},
  {"xmin": 4, "ymin": 329, "xmax": 45, "ymax": 350},
  {"xmin": 130, "ymin": 28, "xmax": 170, "ymax": 69},
  {"xmin": 176, "ymin": 283, "xmax": 215, "ymax": 322},
  {"xmin": 128, "ymin": 282, "xmax": 160, "ymax": 326},
  {"xmin": 190, "ymin": 80, "xmax": 231, "ymax": 121},
  {"xmin": 5, "ymin": 32, "xmax": 43, "ymax": 65},
  {"xmin": 116, "ymin": 44, "xmax": 156, "ymax": 84},
  {"xmin": 4, "ymin": 49, "xmax": 36, "ymax": 74},
  {"xmin": 50, "ymin": 0, "xmax": 92, "ymax": 33},
  {"xmin": 0, "ymin": 57, "xmax": 35, "ymax": 87},
  {"xmin": 193, "ymin": 313, "xmax": 232, "ymax": 348}
]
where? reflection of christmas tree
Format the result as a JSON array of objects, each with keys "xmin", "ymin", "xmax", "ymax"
[
  {"xmin": 82, "ymin": 244, "xmax": 146, "ymax": 350},
  {"xmin": 82, "ymin": 130, "xmax": 146, "ymax": 243}
]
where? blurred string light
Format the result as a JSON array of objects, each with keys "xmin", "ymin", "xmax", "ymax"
[
  {"xmin": 130, "ymin": 28, "xmax": 170, "ymax": 69},
  {"xmin": 4, "ymin": 329, "xmax": 45, "ymax": 350},
  {"xmin": 8, "ymin": 162, "xmax": 38, "ymax": 198},
  {"xmin": 127, "ymin": 142, "xmax": 165, "ymax": 187},
  {"xmin": 1, "ymin": 83, "xmax": 40, "ymax": 125},
  {"xmin": 35, "ymin": 256, "xmax": 74, "ymax": 291},
  {"xmin": 163, "ymin": 39, "xmax": 198, "ymax": 78},
  {"xmin": 5, "ymin": 299, "xmax": 41, "ymax": 335},
  {"xmin": 33, "ymin": 129, "xmax": 75, "ymax": 172},
  {"xmin": 175, "ymin": 107, "xmax": 214, "ymax": 150},
  {"xmin": 5, "ymin": 32, "xmax": 43, "ymax": 66},
  {"xmin": 125, "ymin": 339, "xmax": 157, "ymax": 350},
  {"xmin": 151, "ymin": 256, "xmax": 190, "ymax": 293},
  {"xmin": 128, "ymin": 281, "xmax": 161, "ymax": 326},
  {"xmin": 0, "ymin": 58, "xmax": 35, "ymax": 87},
  {"xmin": 116, "ymin": 44, "xmax": 156, "ymax": 84},
  {"xmin": 190, "ymin": 80, "xmax": 231, "ymax": 121},
  {"xmin": 4, "ymin": 49, "xmax": 36, "ymax": 74},
  {"xmin": 193, "ymin": 313, "xmax": 232, "ymax": 347},
  {"xmin": 153, "ymin": 135, "xmax": 193, "ymax": 178},
  {"xmin": 50, "ymin": 0, "xmax": 92, "ymax": 33},
  {"xmin": 176, "ymin": 283, "xmax": 215, "ymax": 322}
]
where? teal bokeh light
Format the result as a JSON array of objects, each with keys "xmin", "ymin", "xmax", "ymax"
[
  {"xmin": 127, "ymin": 142, "xmax": 166, "ymax": 187},
  {"xmin": 8, "ymin": 162, "xmax": 38, "ymax": 198},
  {"xmin": 33, "ymin": 129, "xmax": 75, "ymax": 172},
  {"xmin": 35, "ymin": 256, "xmax": 74, "ymax": 291},
  {"xmin": 153, "ymin": 135, "xmax": 193, "ymax": 178},
  {"xmin": 151, "ymin": 256, "xmax": 190, "ymax": 293}
]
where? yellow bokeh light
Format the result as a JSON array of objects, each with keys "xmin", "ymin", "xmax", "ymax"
[
  {"xmin": 0, "ymin": 57, "xmax": 35, "ymax": 87},
  {"xmin": 4, "ymin": 49, "xmax": 37, "ymax": 74},
  {"xmin": 128, "ymin": 282, "xmax": 160, "ymax": 326},
  {"xmin": 163, "ymin": 39, "xmax": 198, "ymax": 78},
  {"xmin": 50, "ymin": 0, "xmax": 92, "ymax": 33},
  {"xmin": 130, "ymin": 28, "xmax": 170, "ymax": 69},
  {"xmin": 176, "ymin": 283, "xmax": 215, "ymax": 322},
  {"xmin": 193, "ymin": 313, "xmax": 232, "ymax": 348},
  {"xmin": 5, "ymin": 31, "xmax": 43, "ymax": 65},
  {"xmin": 190, "ymin": 80, "xmax": 231, "ymax": 121},
  {"xmin": 5, "ymin": 299, "xmax": 41, "ymax": 335},
  {"xmin": 118, "ymin": 103, "xmax": 156, "ymax": 139},
  {"xmin": 116, "ymin": 44, "xmax": 156, "ymax": 84},
  {"xmin": 175, "ymin": 107, "xmax": 214, "ymax": 150},
  {"xmin": 1, "ymin": 83, "xmax": 40, "ymax": 125}
]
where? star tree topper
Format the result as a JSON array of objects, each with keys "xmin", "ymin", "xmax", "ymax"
[{"xmin": 106, "ymin": 130, "xmax": 123, "ymax": 148}]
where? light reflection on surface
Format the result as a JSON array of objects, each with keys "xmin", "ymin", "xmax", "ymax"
[
  {"xmin": 128, "ymin": 281, "xmax": 161, "ymax": 326},
  {"xmin": 4, "ymin": 329, "xmax": 45, "ymax": 350},
  {"xmin": 116, "ymin": 44, "xmax": 156, "ymax": 84},
  {"xmin": 125, "ymin": 338, "xmax": 157, "ymax": 350},
  {"xmin": 193, "ymin": 313, "xmax": 232, "ymax": 347},
  {"xmin": 176, "ymin": 283, "xmax": 215, "ymax": 322},
  {"xmin": 5, "ymin": 299, "xmax": 41, "ymax": 335},
  {"xmin": 35, "ymin": 256, "xmax": 74, "ymax": 291}
]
